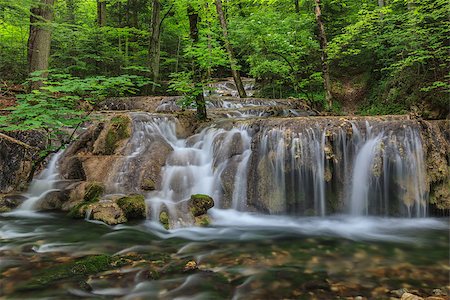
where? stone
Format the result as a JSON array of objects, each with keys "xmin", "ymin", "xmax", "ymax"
[
  {"xmin": 401, "ymin": 292, "xmax": 424, "ymax": 300},
  {"xmin": 61, "ymin": 157, "xmax": 86, "ymax": 180},
  {"xmin": 90, "ymin": 200, "xmax": 127, "ymax": 225},
  {"xmin": 188, "ymin": 194, "xmax": 214, "ymax": 217},
  {"xmin": 93, "ymin": 115, "xmax": 131, "ymax": 155},
  {"xmin": 116, "ymin": 194, "xmax": 146, "ymax": 219},
  {"xmin": 83, "ymin": 182, "xmax": 104, "ymax": 202},
  {"xmin": 194, "ymin": 214, "xmax": 211, "ymax": 227},
  {"xmin": 159, "ymin": 210, "xmax": 169, "ymax": 230},
  {"xmin": 140, "ymin": 178, "xmax": 156, "ymax": 191},
  {"xmin": 0, "ymin": 194, "xmax": 27, "ymax": 212},
  {"xmin": 0, "ymin": 131, "xmax": 46, "ymax": 193}
]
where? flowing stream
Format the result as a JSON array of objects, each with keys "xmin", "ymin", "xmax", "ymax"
[{"xmin": 0, "ymin": 97, "xmax": 448, "ymax": 299}]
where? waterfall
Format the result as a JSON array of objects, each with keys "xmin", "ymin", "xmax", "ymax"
[
  {"xmin": 18, "ymin": 151, "xmax": 64, "ymax": 210},
  {"xmin": 350, "ymin": 135, "xmax": 382, "ymax": 215}
]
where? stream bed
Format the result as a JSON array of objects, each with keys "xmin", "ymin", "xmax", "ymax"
[{"xmin": 1, "ymin": 210, "xmax": 448, "ymax": 299}]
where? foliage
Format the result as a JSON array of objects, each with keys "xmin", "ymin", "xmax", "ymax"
[
  {"xmin": 168, "ymin": 72, "xmax": 204, "ymax": 109},
  {"xmin": 0, "ymin": 71, "xmax": 150, "ymax": 140}
]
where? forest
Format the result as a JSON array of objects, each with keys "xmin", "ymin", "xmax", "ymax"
[
  {"xmin": 0, "ymin": 1, "xmax": 449, "ymax": 299},
  {"xmin": 1, "ymin": 0, "xmax": 449, "ymax": 126}
]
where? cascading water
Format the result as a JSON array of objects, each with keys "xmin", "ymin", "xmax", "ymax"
[{"xmin": 18, "ymin": 151, "xmax": 64, "ymax": 211}]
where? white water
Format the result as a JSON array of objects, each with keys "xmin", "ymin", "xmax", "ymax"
[
  {"xmin": 350, "ymin": 135, "xmax": 382, "ymax": 215},
  {"xmin": 17, "ymin": 151, "xmax": 64, "ymax": 211}
]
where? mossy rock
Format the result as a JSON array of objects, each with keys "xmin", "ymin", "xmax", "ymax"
[
  {"xmin": 83, "ymin": 182, "xmax": 104, "ymax": 202},
  {"xmin": 194, "ymin": 215, "xmax": 211, "ymax": 227},
  {"xmin": 104, "ymin": 115, "xmax": 130, "ymax": 155},
  {"xmin": 159, "ymin": 211, "xmax": 169, "ymax": 230},
  {"xmin": 117, "ymin": 194, "xmax": 146, "ymax": 219},
  {"xmin": 67, "ymin": 202, "xmax": 90, "ymax": 219},
  {"xmin": 90, "ymin": 201, "xmax": 127, "ymax": 225},
  {"xmin": 188, "ymin": 194, "xmax": 214, "ymax": 217},
  {"xmin": 430, "ymin": 179, "xmax": 450, "ymax": 210},
  {"xmin": 141, "ymin": 178, "xmax": 156, "ymax": 191}
]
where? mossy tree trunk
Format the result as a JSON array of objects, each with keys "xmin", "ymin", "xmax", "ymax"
[{"xmin": 97, "ymin": 0, "xmax": 106, "ymax": 26}]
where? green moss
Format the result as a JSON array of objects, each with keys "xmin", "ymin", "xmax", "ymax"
[
  {"xmin": 159, "ymin": 211, "xmax": 169, "ymax": 230},
  {"xmin": 19, "ymin": 255, "xmax": 113, "ymax": 291},
  {"xmin": 68, "ymin": 182, "xmax": 104, "ymax": 219},
  {"xmin": 83, "ymin": 182, "xmax": 104, "ymax": 202},
  {"xmin": 104, "ymin": 115, "xmax": 130, "ymax": 155},
  {"xmin": 67, "ymin": 202, "xmax": 90, "ymax": 218},
  {"xmin": 141, "ymin": 178, "xmax": 156, "ymax": 191},
  {"xmin": 194, "ymin": 215, "xmax": 210, "ymax": 227},
  {"xmin": 117, "ymin": 194, "xmax": 146, "ymax": 219},
  {"xmin": 189, "ymin": 194, "xmax": 214, "ymax": 217}
]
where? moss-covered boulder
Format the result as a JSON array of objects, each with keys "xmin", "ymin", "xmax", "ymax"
[
  {"xmin": 188, "ymin": 194, "xmax": 214, "ymax": 217},
  {"xmin": 194, "ymin": 214, "xmax": 211, "ymax": 227},
  {"xmin": 117, "ymin": 194, "xmax": 146, "ymax": 219}
]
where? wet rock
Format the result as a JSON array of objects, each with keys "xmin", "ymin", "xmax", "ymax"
[
  {"xmin": 61, "ymin": 157, "xmax": 86, "ymax": 180},
  {"xmin": 0, "ymin": 194, "xmax": 27, "ymax": 212},
  {"xmin": 36, "ymin": 190, "xmax": 70, "ymax": 211},
  {"xmin": 0, "ymin": 131, "xmax": 46, "ymax": 193},
  {"xmin": 93, "ymin": 115, "xmax": 131, "ymax": 155},
  {"xmin": 66, "ymin": 181, "xmax": 105, "ymax": 217},
  {"xmin": 116, "ymin": 194, "xmax": 146, "ymax": 219},
  {"xmin": 189, "ymin": 194, "xmax": 214, "ymax": 217},
  {"xmin": 401, "ymin": 292, "xmax": 424, "ymax": 300},
  {"xmin": 219, "ymin": 157, "xmax": 240, "ymax": 208},
  {"xmin": 140, "ymin": 178, "xmax": 156, "ymax": 191},
  {"xmin": 159, "ymin": 210, "xmax": 169, "ymax": 230},
  {"xmin": 429, "ymin": 179, "xmax": 450, "ymax": 210},
  {"xmin": 194, "ymin": 214, "xmax": 211, "ymax": 226},
  {"xmin": 140, "ymin": 136, "xmax": 173, "ymax": 190},
  {"xmin": 90, "ymin": 200, "xmax": 127, "ymax": 225}
]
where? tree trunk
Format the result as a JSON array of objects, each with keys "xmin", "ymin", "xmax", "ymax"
[
  {"xmin": 149, "ymin": 0, "xmax": 161, "ymax": 93},
  {"xmin": 187, "ymin": 4, "xmax": 207, "ymax": 120},
  {"xmin": 66, "ymin": 0, "xmax": 76, "ymax": 23},
  {"xmin": 28, "ymin": 0, "xmax": 55, "ymax": 90},
  {"xmin": 378, "ymin": 0, "xmax": 384, "ymax": 7},
  {"xmin": 215, "ymin": 0, "xmax": 247, "ymax": 98},
  {"xmin": 97, "ymin": 0, "xmax": 106, "ymax": 26},
  {"xmin": 314, "ymin": 0, "xmax": 332, "ymax": 108},
  {"xmin": 295, "ymin": 0, "xmax": 300, "ymax": 13}
]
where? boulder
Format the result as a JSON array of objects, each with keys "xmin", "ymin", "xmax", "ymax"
[
  {"xmin": 188, "ymin": 194, "xmax": 214, "ymax": 217},
  {"xmin": 0, "ymin": 131, "xmax": 46, "ymax": 193},
  {"xmin": 0, "ymin": 194, "xmax": 27, "ymax": 212},
  {"xmin": 90, "ymin": 200, "xmax": 127, "ymax": 225},
  {"xmin": 116, "ymin": 194, "xmax": 146, "ymax": 219}
]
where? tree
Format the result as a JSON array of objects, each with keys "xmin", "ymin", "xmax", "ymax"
[
  {"xmin": 187, "ymin": 4, "xmax": 207, "ymax": 120},
  {"xmin": 149, "ymin": 0, "xmax": 161, "ymax": 92},
  {"xmin": 28, "ymin": 0, "xmax": 55, "ymax": 90},
  {"xmin": 314, "ymin": 0, "xmax": 332, "ymax": 108},
  {"xmin": 215, "ymin": 0, "xmax": 247, "ymax": 98},
  {"xmin": 97, "ymin": 0, "xmax": 106, "ymax": 26}
]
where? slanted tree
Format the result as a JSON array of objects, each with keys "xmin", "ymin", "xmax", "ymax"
[
  {"xmin": 215, "ymin": 0, "xmax": 247, "ymax": 98},
  {"xmin": 28, "ymin": 0, "xmax": 55, "ymax": 90},
  {"xmin": 314, "ymin": 0, "xmax": 332, "ymax": 108},
  {"xmin": 187, "ymin": 4, "xmax": 207, "ymax": 120}
]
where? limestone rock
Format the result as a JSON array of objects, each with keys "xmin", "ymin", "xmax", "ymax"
[
  {"xmin": 90, "ymin": 200, "xmax": 127, "ymax": 225},
  {"xmin": 93, "ymin": 115, "xmax": 131, "ymax": 155}
]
